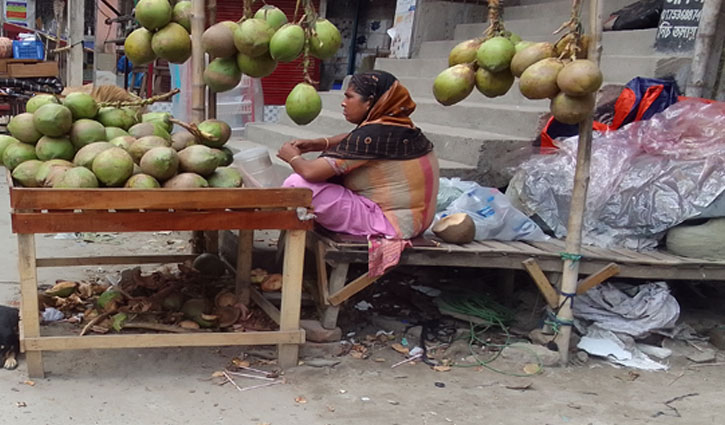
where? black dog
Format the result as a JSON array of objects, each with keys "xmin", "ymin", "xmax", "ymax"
[{"xmin": 0, "ymin": 305, "xmax": 19, "ymax": 370}]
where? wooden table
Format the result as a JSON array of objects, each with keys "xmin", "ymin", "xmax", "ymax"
[{"xmin": 8, "ymin": 175, "xmax": 313, "ymax": 378}]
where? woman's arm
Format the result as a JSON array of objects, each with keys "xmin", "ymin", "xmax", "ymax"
[
  {"xmin": 277, "ymin": 142, "xmax": 337, "ymax": 182},
  {"xmin": 290, "ymin": 133, "xmax": 348, "ymax": 153}
]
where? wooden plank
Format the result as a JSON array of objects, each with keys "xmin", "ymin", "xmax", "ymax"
[
  {"xmin": 507, "ymin": 241, "xmax": 548, "ymax": 255},
  {"xmin": 522, "ymin": 258, "xmax": 559, "ymax": 308},
  {"xmin": 250, "ymin": 288, "xmax": 281, "ymax": 325},
  {"xmin": 10, "ymin": 187, "xmax": 312, "ymax": 210},
  {"xmin": 36, "ymin": 255, "xmax": 196, "ymax": 267},
  {"xmin": 328, "ymin": 272, "xmax": 382, "ymax": 306},
  {"xmin": 17, "ymin": 233, "xmax": 44, "ymax": 378},
  {"xmin": 23, "ymin": 330, "xmax": 304, "ymax": 351},
  {"xmin": 577, "ymin": 263, "xmax": 620, "ymax": 295},
  {"xmin": 478, "ymin": 240, "xmax": 521, "ymax": 253},
  {"xmin": 235, "ymin": 230, "xmax": 253, "ymax": 305},
  {"xmin": 278, "ymin": 230, "xmax": 306, "ymax": 369},
  {"xmin": 321, "ymin": 262, "xmax": 350, "ymax": 329},
  {"xmin": 12, "ymin": 210, "xmax": 313, "ymax": 233}
]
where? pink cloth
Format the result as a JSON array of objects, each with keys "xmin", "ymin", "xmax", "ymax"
[
  {"xmin": 368, "ymin": 237, "xmax": 412, "ymax": 277},
  {"xmin": 283, "ymin": 174, "xmax": 397, "ymax": 237}
]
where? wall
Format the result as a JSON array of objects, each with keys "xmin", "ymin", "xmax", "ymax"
[{"xmin": 411, "ymin": 0, "xmax": 486, "ymax": 57}]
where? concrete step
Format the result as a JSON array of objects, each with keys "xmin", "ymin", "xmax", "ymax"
[
  {"xmin": 600, "ymin": 55, "xmax": 692, "ymax": 85},
  {"xmin": 503, "ymin": 0, "xmax": 631, "ymax": 21},
  {"xmin": 243, "ymin": 122, "xmax": 479, "ymax": 179},
  {"xmin": 279, "ymin": 107, "xmax": 530, "ymax": 167},
  {"xmin": 423, "ymin": 29, "xmax": 657, "ymax": 57},
  {"xmin": 377, "ymin": 54, "xmax": 676, "ymax": 85}
]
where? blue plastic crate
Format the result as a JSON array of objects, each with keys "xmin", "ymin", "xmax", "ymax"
[{"xmin": 12, "ymin": 40, "xmax": 44, "ymax": 60}]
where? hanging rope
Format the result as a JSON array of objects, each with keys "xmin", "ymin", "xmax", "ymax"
[
  {"xmin": 483, "ymin": 0, "xmax": 505, "ymax": 39},
  {"xmin": 299, "ymin": 0, "xmax": 319, "ymax": 85},
  {"xmin": 553, "ymin": 0, "xmax": 585, "ymax": 60}
]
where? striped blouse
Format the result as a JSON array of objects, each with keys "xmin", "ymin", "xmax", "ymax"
[{"xmin": 324, "ymin": 151, "xmax": 440, "ymax": 239}]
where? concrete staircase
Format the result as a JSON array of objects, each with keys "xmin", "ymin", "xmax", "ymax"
[{"xmin": 242, "ymin": 0, "xmax": 686, "ymax": 187}]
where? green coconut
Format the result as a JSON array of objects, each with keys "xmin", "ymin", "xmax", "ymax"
[
  {"xmin": 125, "ymin": 173, "xmax": 161, "ymax": 188},
  {"xmin": 433, "ymin": 64, "xmax": 475, "ymax": 106},
  {"xmin": 177, "ymin": 145, "xmax": 218, "ymax": 176},
  {"xmin": 140, "ymin": 146, "xmax": 179, "ymax": 181},
  {"xmin": 0, "ymin": 135, "xmax": 19, "ymax": 158},
  {"xmin": 476, "ymin": 36, "xmax": 516, "ymax": 73},
  {"xmin": 202, "ymin": 22, "xmax": 238, "ymax": 58},
  {"xmin": 11, "ymin": 159, "xmax": 43, "ymax": 187},
  {"xmin": 7, "ymin": 113, "xmax": 42, "ymax": 144},
  {"xmin": 70, "ymin": 119, "xmax": 107, "ymax": 149},
  {"xmin": 515, "ymin": 40, "xmax": 536, "ymax": 53},
  {"xmin": 128, "ymin": 122, "xmax": 171, "ymax": 141},
  {"xmin": 152, "ymin": 22, "xmax": 192, "ymax": 64},
  {"xmin": 105, "ymin": 126, "xmax": 129, "ymax": 140},
  {"xmin": 448, "ymin": 39, "xmax": 482, "ymax": 67},
  {"xmin": 310, "ymin": 18, "xmax": 342, "ymax": 60},
  {"xmin": 204, "ymin": 57, "xmax": 242, "ymax": 93},
  {"xmin": 197, "ymin": 119, "xmax": 231, "ymax": 148},
  {"xmin": 35, "ymin": 136, "xmax": 75, "ymax": 161},
  {"xmin": 128, "ymin": 135, "xmax": 171, "ymax": 163},
  {"xmin": 73, "ymin": 141, "xmax": 114, "ymax": 169},
  {"xmin": 550, "ymin": 92, "xmax": 596, "ymax": 125},
  {"xmin": 97, "ymin": 108, "xmax": 135, "ymax": 130},
  {"xmin": 33, "ymin": 104, "xmax": 73, "ymax": 137},
  {"xmin": 163, "ymin": 172, "xmax": 209, "ymax": 188},
  {"xmin": 35, "ymin": 159, "xmax": 72, "ymax": 186},
  {"xmin": 475, "ymin": 67, "xmax": 514, "ymax": 98},
  {"xmin": 63, "ymin": 92, "xmax": 99, "ymax": 120},
  {"xmin": 219, "ymin": 147, "xmax": 234, "ymax": 166},
  {"xmin": 207, "ymin": 166, "xmax": 242, "ymax": 188},
  {"xmin": 109, "ymin": 135, "xmax": 136, "ymax": 151},
  {"xmin": 556, "ymin": 59, "xmax": 603, "ymax": 97},
  {"xmin": 92, "ymin": 147, "xmax": 135, "ymax": 186},
  {"xmin": 236, "ymin": 51, "xmax": 277, "ymax": 78},
  {"xmin": 141, "ymin": 112, "xmax": 173, "ymax": 133},
  {"xmin": 26, "ymin": 94, "xmax": 60, "ymax": 114},
  {"xmin": 506, "ymin": 31, "xmax": 523, "ymax": 45},
  {"xmin": 124, "ymin": 27, "xmax": 157, "ymax": 66},
  {"xmin": 54, "ymin": 166, "xmax": 99, "ymax": 188},
  {"xmin": 3, "ymin": 142, "xmax": 37, "ymax": 170},
  {"xmin": 285, "ymin": 83, "xmax": 322, "ymax": 125},
  {"xmin": 254, "ymin": 4, "xmax": 287, "ymax": 30},
  {"xmin": 519, "ymin": 57, "xmax": 564, "ymax": 100},
  {"xmin": 135, "ymin": 0, "xmax": 172, "ymax": 31},
  {"xmin": 121, "ymin": 107, "xmax": 141, "ymax": 126},
  {"xmin": 234, "ymin": 18, "xmax": 274, "ymax": 58},
  {"xmin": 510, "ymin": 42, "xmax": 555, "ymax": 77},
  {"xmin": 171, "ymin": 131, "xmax": 197, "ymax": 151},
  {"xmin": 172, "ymin": 0, "xmax": 192, "ymax": 32},
  {"xmin": 269, "ymin": 24, "xmax": 305, "ymax": 63}
]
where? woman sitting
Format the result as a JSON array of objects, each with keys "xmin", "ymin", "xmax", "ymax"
[{"xmin": 277, "ymin": 70, "xmax": 439, "ymax": 239}]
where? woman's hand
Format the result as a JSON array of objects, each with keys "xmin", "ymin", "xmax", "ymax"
[
  {"xmin": 277, "ymin": 142, "xmax": 302, "ymax": 163},
  {"xmin": 291, "ymin": 138, "xmax": 325, "ymax": 153}
]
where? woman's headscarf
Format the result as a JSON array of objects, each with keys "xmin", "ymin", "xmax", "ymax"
[{"xmin": 322, "ymin": 70, "xmax": 433, "ymax": 161}]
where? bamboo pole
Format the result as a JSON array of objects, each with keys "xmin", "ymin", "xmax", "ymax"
[
  {"xmin": 685, "ymin": 0, "xmax": 724, "ymax": 98},
  {"xmin": 553, "ymin": 0, "xmax": 603, "ymax": 364},
  {"xmin": 191, "ymin": 0, "xmax": 207, "ymax": 254},
  {"xmin": 207, "ymin": 0, "xmax": 218, "ymax": 120}
]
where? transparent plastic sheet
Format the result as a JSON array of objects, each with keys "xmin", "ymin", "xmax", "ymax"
[
  {"xmin": 508, "ymin": 100, "xmax": 725, "ymax": 250},
  {"xmin": 434, "ymin": 179, "xmax": 549, "ymax": 241}
]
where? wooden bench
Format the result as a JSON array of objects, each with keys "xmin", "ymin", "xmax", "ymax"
[{"xmin": 308, "ymin": 229, "xmax": 725, "ymax": 329}]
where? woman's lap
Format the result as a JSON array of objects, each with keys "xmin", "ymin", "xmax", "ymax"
[{"xmin": 283, "ymin": 174, "xmax": 396, "ymax": 237}]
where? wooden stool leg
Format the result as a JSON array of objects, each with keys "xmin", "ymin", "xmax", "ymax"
[
  {"xmin": 315, "ymin": 241, "xmax": 329, "ymax": 307},
  {"xmin": 235, "ymin": 230, "xmax": 254, "ymax": 306},
  {"xmin": 278, "ymin": 230, "xmax": 306, "ymax": 368},
  {"xmin": 321, "ymin": 262, "xmax": 349, "ymax": 330},
  {"xmin": 17, "ymin": 234, "xmax": 44, "ymax": 378}
]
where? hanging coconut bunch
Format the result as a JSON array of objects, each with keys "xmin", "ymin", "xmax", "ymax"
[
  {"xmin": 517, "ymin": 0, "xmax": 602, "ymax": 124},
  {"xmin": 125, "ymin": 0, "xmax": 192, "ymax": 66},
  {"xmin": 433, "ymin": 0, "xmax": 521, "ymax": 104},
  {"xmin": 283, "ymin": 0, "xmax": 342, "ymax": 125},
  {"xmin": 433, "ymin": 0, "xmax": 603, "ymax": 125}
]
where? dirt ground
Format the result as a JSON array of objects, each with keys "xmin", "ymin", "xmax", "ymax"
[{"xmin": 2, "ymin": 178, "xmax": 725, "ymax": 425}]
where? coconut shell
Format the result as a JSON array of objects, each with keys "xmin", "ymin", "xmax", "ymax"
[
  {"xmin": 261, "ymin": 274, "xmax": 283, "ymax": 292},
  {"xmin": 432, "ymin": 213, "xmax": 475, "ymax": 244},
  {"xmin": 433, "ymin": 64, "xmax": 475, "ymax": 106},
  {"xmin": 45, "ymin": 281, "xmax": 78, "ymax": 298},
  {"xmin": 448, "ymin": 39, "xmax": 482, "ymax": 67},
  {"xmin": 518, "ymin": 58, "xmax": 564, "ymax": 100},
  {"xmin": 475, "ymin": 67, "xmax": 514, "ymax": 98},
  {"xmin": 556, "ymin": 59, "xmax": 603, "ymax": 97},
  {"xmin": 216, "ymin": 306, "xmax": 241, "ymax": 328},
  {"xmin": 215, "ymin": 291, "xmax": 238, "ymax": 308},
  {"xmin": 510, "ymin": 42, "xmax": 555, "ymax": 77},
  {"xmin": 550, "ymin": 92, "xmax": 595, "ymax": 125},
  {"xmin": 202, "ymin": 22, "xmax": 238, "ymax": 58}
]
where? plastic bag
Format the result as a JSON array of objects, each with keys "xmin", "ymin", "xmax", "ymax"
[
  {"xmin": 436, "ymin": 180, "xmax": 548, "ymax": 241},
  {"xmin": 436, "ymin": 177, "xmax": 478, "ymax": 212}
]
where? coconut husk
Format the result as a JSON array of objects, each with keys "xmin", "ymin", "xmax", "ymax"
[{"xmin": 61, "ymin": 84, "xmax": 148, "ymax": 114}]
